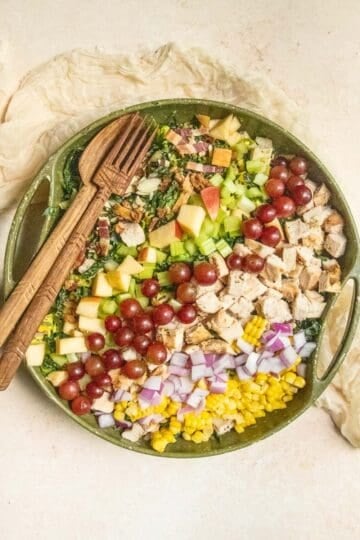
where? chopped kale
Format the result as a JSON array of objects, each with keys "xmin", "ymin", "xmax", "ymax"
[
  {"xmin": 296, "ymin": 318, "xmax": 322, "ymax": 341},
  {"xmin": 62, "ymin": 148, "xmax": 83, "ymax": 202}
]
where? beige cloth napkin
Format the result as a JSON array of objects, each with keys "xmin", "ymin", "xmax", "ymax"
[{"xmin": 0, "ymin": 42, "xmax": 359, "ymax": 445}]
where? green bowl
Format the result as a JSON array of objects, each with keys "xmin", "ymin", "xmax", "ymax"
[{"xmin": 4, "ymin": 99, "xmax": 360, "ymax": 458}]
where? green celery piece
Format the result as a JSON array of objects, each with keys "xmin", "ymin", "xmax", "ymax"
[
  {"xmin": 137, "ymin": 264, "xmax": 155, "ymax": 279},
  {"xmin": 138, "ymin": 297, "xmax": 150, "ymax": 309},
  {"xmin": 209, "ymin": 173, "xmax": 224, "ymax": 187},
  {"xmin": 196, "ymin": 237, "xmax": 217, "ymax": 256},
  {"xmin": 116, "ymin": 293, "xmax": 131, "ymax": 303},
  {"xmin": 215, "ymin": 239, "xmax": 232, "ymax": 257},
  {"xmin": 223, "ymin": 215, "xmax": 242, "ymax": 234},
  {"xmin": 221, "ymin": 195, "xmax": 236, "ymax": 209},
  {"xmin": 227, "ymin": 198, "xmax": 238, "ymax": 210},
  {"xmin": 99, "ymin": 298, "xmax": 118, "ymax": 315},
  {"xmin": 157, "ymin": 271, "xmax": 172, "ymax": 286},
  {"xmin": 234, "ymin": 184, "xmax": 246, "ymax": 197},
  {"xmin": 223, "ymin": 178, "xmax": 238, "ymax": 193},
  {"xmin": 225, "ymin": 163, "xmax": 238, "ymax": 182},
  {"xmin": 170, "ymin": 241, "xmax": 186, "ymax": 257},
  {"xmin": 212, "ymin": 222, "xmax": 221, "ymax": 238},
  {"xmin": 253, "ymin": 172, "xmax": 268, "ymax": 186},
  {"xmin": 129, "ymin": 278, "xmax": 136, "ymax": 296},
  {"xmin": 221, "ymin": 186, "xmax": 232, "ymax": 199},
  {"xmin": 246, "ymin": 160, "xmax": 266, "ymax": 175},
  {"xmin": 156, "ymin": 250, "xmax": 167, "ymax": 264},
  {"xmin": 188, "ymin": 193, "xmax": 203, "ymax": 206},
  {"xmin": 215, "ymin": 208, "xmax": 228, "ymax": 223},
  {"xmin": 246, "ymin": 186, "xmax": 263, "ymax": 199},
  {"xmin": 184, "ymin": 239, "xmax": 198, "ymax": 256},
  {"xmin": 237, "ymin": 195, "xmax": 256, "ymax": 214},
  {"xmin": 116, "ymin": 244, "xmax": 138, "ymax": 258},
  {"xmin": 201, "ymin": 217, "xmax": 215, "ymax": 236},
  {"xmin": 50, "ymin": 354, "xmax": 68, "ymax": 367},
  {"xmin": 169, "ymin": 298, "xmax": 182, "ymax": 310}
]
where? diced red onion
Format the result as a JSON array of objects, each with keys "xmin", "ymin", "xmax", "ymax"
[
  {"xmin": 209, "ymin": 380, "xmax": 227, "ymax": 394},
  {"xmin": 190, "ymin": 350, "xmax": 206, "ymax": 365},
  {"xmin": 98, "ymin": 414, "xmax": 115, "ymax": 429},
  {"xmin": 115, "ymin": 419, "xmax": 132, "ymax": 430},
  {"xmin": 143, "ymin": 376, "xmax": 162, "ymax": 391},
  {"xmin": 112, "ymin": 389, "xmax": 132, "ymax": 403},
  {"xmin": 235, "ymin": 354, "xmax": 247, "ymax": 367},
  {"xmin": 258, "ymin": 356, "xmax": 283, "ymax": 374},
  {"xmin": 279, "ymin": 346, "xmax": 298, "ymax": 367},
  {"xmin": 168, "ymin": 375, "xmax": 181, "ymax": 391},
  {"xmin": 293, "ymin": 331, "xmax": 306, "ymax": 352},
  {"xmin": 297, "ymin": 363, "xmax": 307, "ymax": 377},
  {"xmin": 139, "ymin": 388, "xmax": 156, "ymax": 403},
  {"xmin": 186, "ymin": 388, "xmax": 209, "ymax": 408},
  {"xmin": 271, "ymin": 323, "xmax": 293, "ymax": 335},
  {"xmin": 236, "ymin": 366, "xmax": 251, "ymax": 380},
  {"xmin": 191, "ymin": 364, "xmax": 207, "ymax": 381},
  {"xmin": 204, "ymin": 353, "xmax": 216, "ymax": 367},
  {"xmin": 138, "ymin": 414, "xmax": 164, "ymax": 427},
  {"xmin": 245, "ymin": 352, "xmax": 260, "ymax": 375},
  {"xmin": 150, "ymin": 392, "xmax": 162, "ymax": 406},
  {"xmin": 215, "ymin": 372, "xmax": 229, "ymax": 383},
  {"xmin": 170, "ymin": 352, "xmax": 188, "ymax": 367},
  {"xmin": 168, "ymin": 365, "xmax": 189, "ymax": 376},
  {"xmin": 162, "ymin": 379, "xmax": 176, "ymax": 397},
  {"xmin": 259, "ymin": 350, "xmax": 273, "ymax": 360},
  {"xmin": 178, "ymin": 376, "xmax": 194, "ymax": 394},
  {"xmin": 237, "ymin": 337, "xmax": 254, "ymax": 355},
  {"xmin": 299, "ymin": 342, "xmax": 317, "ymax": 358}
]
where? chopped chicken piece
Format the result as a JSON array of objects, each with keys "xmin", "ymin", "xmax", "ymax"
[
  {"xmin": 196, "ymin": 339, "xmax": 235, "ymax": 354},
  {"xmin": 206, "ymin": 309, "xmax": 243, "ymax": 343},
  {"xmin": 195, "ymin": 279, "xmax": 224, "ymax": 297},
  {"xmin": 227, "ymin": 271, "xmax": 267, "ymax": 300},
  {"xmin": 292, "ymin": 291, "xmax": 326, "ymax": 321},
  {"xmin": 289, "ymin": 264, "xmax": 305, "ymax": 279},
  {"xmin": 257, "ymin": 294, "xmax": 292, "ymax": 323},
  {"xmin": 262, "ymin": 254, "xmax": 286, "ymax": 283},
  {"xmin": 299, "ymin": 265, "xmax": 322, "ymax": 290},
  {"xmin": 228, "ymin": 297, "xmax": 255, "ymax": 320},
  {"xmin": 156, "ymin": 323, "xmax": 184, "ymax": 351},
  {"xmin": 265, "ymin": 288, "xmax": 283, "ymax": 299},
  {"xmin": 196, "ymin": 291, "xmax": 223, "ymax": 314},
  {"xmin": 296, "ymin": 246, "xmax": 315, "ymax": 266},
  {"xmin": 281, "ymin": 279, "xmax": 300, "ymax": 302},
  {"xmin": 318, "ymin": 271, "xmax": 341, "ymax": 293},
  {"xmin": 322, "ymin": 258, "xmax": 341, "ymax": 280},
  {"xmin": 209, "ymin": 252, "xmax": 229, "ymax": 278},
  {"xmin": 260, "ymin": 275, "xmax": 283, "ymax": 292},
  {"xmin": 324, "ymin": 211, "xmax": 344, "ymax": 234},
  {"xmin": 282, "ymin": 246, "xmax": 297, "ymax": 273},
  {"xmin": 233, "ymin": 242, "xmax": 252, "ymax": 257},
  {"xmin": 284, "ymin": 219, "xmax": 309, "ymax": 244},
  {"xmin": 244, "ymin": 238, "xmax": 275, "ymax": 258},
  {"xmin": 119, "ymin": 222, "xmax": 145, "ymax": 247},
  {"xmin": 324, "ymin": 232, "xmax": 347, "ymax": 258},
  {"xmin": 313, "ymin": 183, "xmax": 331, "ymax": 207},
  {"xmin": 122, "ymin": 423, "xmax": 145, "ymax": 443},
  {"xmin": 218, "ymin": 291, "xmax": 237, "ymax": 310},
  {"xmin": 184, "ymin": 323, "xmax": 212, "ymax": 345},
  {"xmin": 213, "ymin": 418, "xmax": 234, "ymax": 435},
  {"xmin": 303, "ymin": 206, "xmax": 332, "ymax": 227},
  {"xmin": 296, "ymin": 179, "xmax": 316, "ymax": 215},
  {"xmin": 302, "ymin": 227, "xmax": 325, "ymax": 251}
]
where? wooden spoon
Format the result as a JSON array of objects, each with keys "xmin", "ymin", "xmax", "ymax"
[{"xmin": 0, "ymin": 114, "xmax": 130, "ymax": 349}]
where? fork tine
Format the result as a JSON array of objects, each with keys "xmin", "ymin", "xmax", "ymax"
[
  {"xmin": 125, "ymin": 121, "xmax": 158, "ymax": 177},
  {"xmin": 104, "ymin": 113, "xmax": 141, "ymax": 165},
  {"xmin": 112, "ymin": 116, "xmax": 147, "ymax": 170}
]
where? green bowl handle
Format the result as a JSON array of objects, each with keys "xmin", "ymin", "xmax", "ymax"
[{"xmin": 311, "ymin": 270, "xmax": 360, "ymax": 400}]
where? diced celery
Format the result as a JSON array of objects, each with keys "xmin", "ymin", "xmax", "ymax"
[
  {"xmin": 129, "ymin": 278, "xmax": 136, "ymax": 296},
  {"xmin": 201, "ymin": 217, "xmax": 215, "ymax": 236},
  {"xmin": 116, "ymin": 244, "xmax": 138, "ymax": 258},
  {"xmin": 225, "ymin": 163, "xmax": 238, "ymax": 182},
  {"xmin": 138, "ymin": 297, "xmax": 150, "ymax": 309},
  {"xmin": 196, "ymin": 237, "xmax": 217, "ymax": 256},
  {"xmin": 104, "ymin": 260, "xmax": 119, "ymax": 271},
  {"xmin": 253, "ymin": 172, "xmax": 268, "ymax": 186},
  {"xmin": 50, "ymin": 353, "xmax": 68, "ymax": 367},
  {"xmin": 233, "ymin": 141, "xmax": 250, "ymax": 162},
  {"xmin": 156, "ymin": 250, "xmax": 167, "ymax": 264},
  {"xmin": 209, "ymin": 173, "xmax": 224, "ymax": 187},
  {"xmin": 237, "ymin": 195, "xmax": 256, "ymax": 214},
  {"xmin": 246, "ymin": 160, "xmax": 266, "ymax": 175},
  {"xmin": 215, "ymin": 239, "xmax": 233, "ymax": 257},
  {"xmin": 157, "ymin": 271, "xmax": 172, "ymax": 287},
  {"xmin": 99, "ymin": 298, "xmax": 118, "ymax": 315},
  {"xmin": 169, "ymin": 298, "xmax": 182, "ymax": 310},
  {"xmin": 66, "ymin": 353, "xmax": 78, "ymax": 363},
  {"xmin": 170, "ymin": 241, "xmax": 186, "ymax": 257},
  {"xmin": 188, "ymin": 193, "xmax": 203, "ymax": 206},
  {"xmin": 221, "ymin": 186, "xmax": 232, "ymax": 199},
  {"xmin": 184, "ymin": 239, "xmax": 198, "ymax": 256},
  {"xmin": 158, "ymin": 125, "xmax": 170, "ymax": 138},
  {"xmin": 246, "ymin": 186, "xmax": 263, "ymax": 199},
  {"xmin": 137, "ymin": 264, "xmax": 155, "ymax": 279},
  {"xmin": 234, "ymin": 184, "xmax": 246, "ymax": 197},
  {"xmin": 226, "ymin": 197, "xmax": 238, "ymax": 210},
  {"xmin": 116, "ymin": 293, "xmax": 132, "ymax": 303},
  {"xmin": 212, "ymin": 222, "xmax": 221, "ymax": 237},
  {"xmin": 221, "ymin": 196, "xmax": 236, "ymax": 209},
  {"xmin": 223, "ymin": 216, "xmax": 242, "ymax": 234},
  {"xmin": 215, "ymin": 208, "xmax": 228, "ymax": 223}
]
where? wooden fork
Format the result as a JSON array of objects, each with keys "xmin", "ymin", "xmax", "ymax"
[
  {"xmin": 0, "ymin": 114, "xmax": 136, "ymax": 349},
  {"xmin": 0, "ymin": 113, "xmax": 157, "ymax": 390}
]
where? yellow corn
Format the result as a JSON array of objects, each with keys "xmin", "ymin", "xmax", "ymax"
[{"xmin": 242, "ymin": 316, "xmax": 267, "ymax": 346}]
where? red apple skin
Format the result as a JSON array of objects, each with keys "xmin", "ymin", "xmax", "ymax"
[{"xmin": 200, "ymin": 187, "xmax": 220, "ymax": 221}]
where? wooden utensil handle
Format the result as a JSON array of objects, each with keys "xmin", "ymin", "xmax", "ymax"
[
  {"xmin": 0, "ymin": 187, "xmax": 110, "ymax": 391},
  {"xmin": 0, "ymin": 183, "xmax": 97, "ymax": 349}
]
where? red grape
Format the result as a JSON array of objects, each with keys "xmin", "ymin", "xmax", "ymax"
[
  {"xmin": 122, "ymin": 359, "xmax": 147, "ymax": 379},
  {"xmin": 265, "ymin": 178, "xmax": 285, "ymax": 199},
  {"xmin": 176, "ymin": 282, "xmax": 197, "ymax": 304},
  {"xmin": 102, "ymin": 349, "xmax": 124, "ymax": 370},
  {"xmin": 114, "ymin": 326, "xmax": 135, "ymax": 347},
  {"xmin": 71, "ymin": 396, "xmax": 91, "ymax": 415},
  {"xmin": 146, "ymin": 342, "xmax": 167, "ymax": 365},
  {"xmin": 152, "ymin": 303, "xmax": 175, "ymax": 326},
  {"xmin": 86, "ymin": 332, "xmax": 105, "ymax": 352},
  {"xmin": 269, "ymin": 165, "xmax": 289, "ymax": 181},
  {"xmin": 243, "ymin": 218, "xmax": 263, "ymax": 240},
  {"xmin": 177, "ymin": 304, "xmax": 197, "ymax": 324},
  {"xmin": 226, "ymin": 253, "xmax": 243, "ymax": 270},
  {"xmin": 242, "ymin": 254, "xmax": 265, "ymax": 273},
  {"xmin": 86, "ymin": 381, "xmax": 104, "ymax": 399},
  {"xmin": 193, "ymin": 262, "xmax": 217, "ymax": 285},
  {"xmin": 291, "ymin": 185, "xmax": 312, "ymax": 206},
  {"xmin": 132, "ymin": 334, "xmax": 151, "ymax": 354},
  {"xmin": 59, "ymin": 380, "xmax": 80, "ymax": 400},
  {"xmin": 67, "ymin": 361, "xmax": 85, "ymax": 381},
  {"xmin": 168, "ymin": 262, "xmax": 192, "ymax": 284},
  {"xmin": 120, "ymin": 298, "xmax": 142, "ymax": 319},
  {"xmin": 104, "ymin": 315, "xmax": 122, "ymax": 333},
  {"xmin": 141, "ymin": 279, "xmax": 160, "ymax": 298},
  {"xmin": 260, "ymin": 226, "xmax": 281, "ymax": 247},
  {"xmin": 273, "ymin": 196, "xmax": 296, "ymax": 218},
  {"xmin": 286, "ymin": 175, "xmax": 304, "ymax": 192},
  {"xmin": 256, "ymin": 204, "xmax": 277, "ymax": 223},
  {"xmin": 132, "ymin": 314, "xmax": 154, "ymax": 334},
  {"xmin": 272, "ymin": 156, "xmax": 288, "ymax": 167},
  {"xmin": 93, "ymin": 372, "xmax": 112, "ymax": 389},
  {"xmin": 289, "ymin": 156, "xmax": 307, "ymax": 176},
  {"xmin": 85, "ymin": 356, "xmax": 105, "ymax": 377}
]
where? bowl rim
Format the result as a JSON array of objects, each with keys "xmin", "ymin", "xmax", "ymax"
[{"xmin": 4, "ymin": 98, "xmax": 360, "ymax": 458}]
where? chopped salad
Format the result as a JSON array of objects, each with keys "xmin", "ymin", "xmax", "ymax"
[{"xmin": 26, "ymin": 113, "xmax": 347, "ymax": 452}]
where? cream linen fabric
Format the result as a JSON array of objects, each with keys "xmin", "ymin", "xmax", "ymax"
[{"xmin": 0, "ymin": 43, "xmax": 359, "ymax": 445}]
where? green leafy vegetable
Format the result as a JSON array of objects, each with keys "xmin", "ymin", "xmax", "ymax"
[
  {"xmin": 40, "ymin": 355, "xmax": 62, "ymax": 376},
  {"xmin": 296, "ymin": 319, "xmax": 322, "ymax": 341}
]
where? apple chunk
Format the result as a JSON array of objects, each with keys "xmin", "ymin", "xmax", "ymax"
[
  {"xmin": 106, "ymin": 270, "xmax": 131, "ymax": 292},
  {"xmin": 200, "ymin": 187, "xmax": 220, "ymax": 221},
  {"xmin": 25, "ymin": 343, "xmax": 46, "ymax": 366},
  {"xmin": 148, "ymin": 220, "xmax": 182, "ymax": 249},
  {"xmin": 56, "ymin": 337, "xmax": 88, "ymax": 355},
  {"xmin": 117, "ymin": 255, "xmax": 143, "ymax": 275},
  {"xmin": 78, "ymin": 316, "xmax": 106, "ymax": 335},
  {"xmin": 92, "ymin": 272, "xmax": 113, "ymax": 297},
  {"xmin": 196, "ymin": 114, "xmax": 210, "ymax": 128},
  {"xmin": 138, "ymin": 246, "xmax": 157, "ymax": 264},
  {"xmin": 76, "ymin": 297, "xmax": 102, "ymax": 319},
  {"xmin": 177, "ymin": 205, "xmax": 206, "ymax": 237}
]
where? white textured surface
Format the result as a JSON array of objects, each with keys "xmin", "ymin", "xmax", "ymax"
[{"xmin": 1, "ymin": 1, "xmax": 360, "ymax": 539}]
